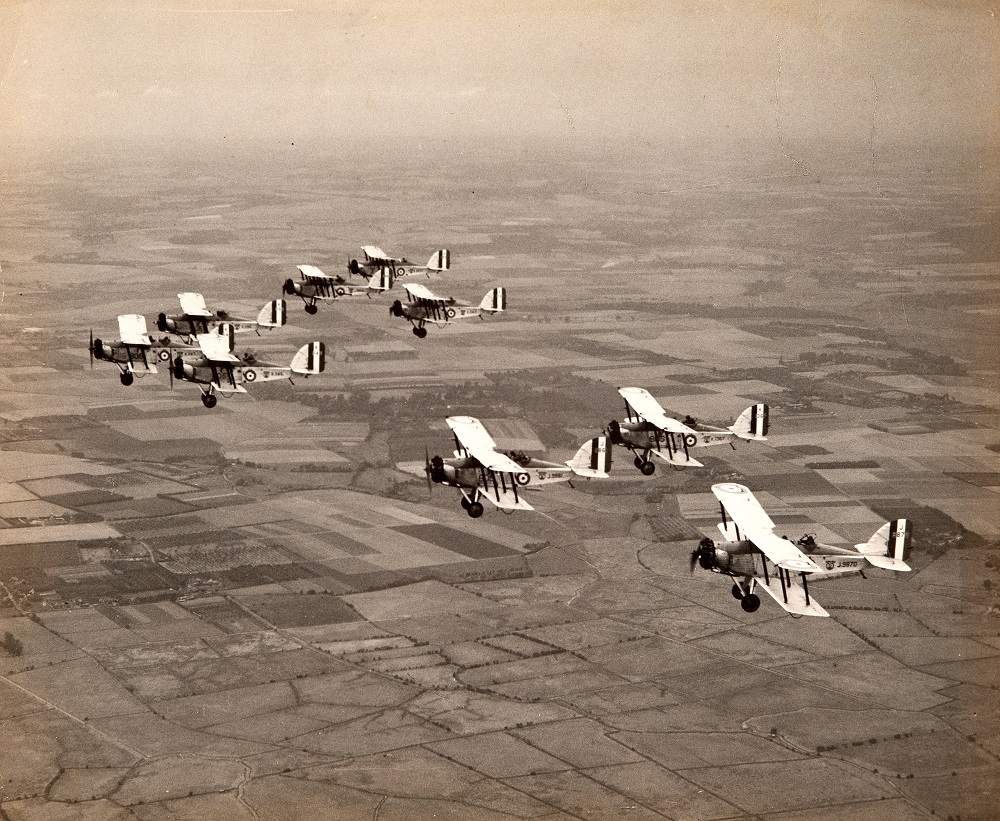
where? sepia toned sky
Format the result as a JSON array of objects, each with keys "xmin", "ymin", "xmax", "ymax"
[{"xmin": 1, "ymin": 0, "xmax": 996, "ymax": 165}]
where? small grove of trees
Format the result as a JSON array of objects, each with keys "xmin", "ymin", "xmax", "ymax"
[{"xmin": 0, "ymin": 631, "xmax": 23, "ymax": 657}]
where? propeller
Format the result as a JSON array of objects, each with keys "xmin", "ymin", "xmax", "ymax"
[
  {"xmin": 390, "ymin": 300, "xmax": 404, "ymax": 317},
  {"xmin": 348, "ymin": 258, "xmax": 361, "ymax": 276},
  {"xmin": 690, "ymin": 538, "xmax": 717, "ymax": 573},
  {"xmin": 423, "ymin": 447, "xmax": 433, "ymax": 493},
  {"xmin": 89, "ymin": 330, "xmax": 94, "ymax": 368}
]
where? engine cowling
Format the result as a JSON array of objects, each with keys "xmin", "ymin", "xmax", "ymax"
[
  {"xmin": 173, "ymin": 356, "xmax": 196, "ymax": 381},
  {"xmin": 92, "ymin": 338, "xmax": 111, "ymax": 361},
  {"xmin": 428, "ymin": 455, "xmax": 453, "ymax": 484},
  {"xmin": 282, "ymin": 278, "xmax": 301, "ymax": 296},
  {"xmin": 606, "ymin": 419, "xmax": 625, "ymax": 445},
  {"xmin": 348, "ymin": 259, "xmax": 362, "ymax": 276},
  {"xmin": 156, "ymin": 313, "xmax": 176, "ymax": 333},
  {"xmin": 390, "ymin": 300, "xmax": 404, "ymax": 318}
]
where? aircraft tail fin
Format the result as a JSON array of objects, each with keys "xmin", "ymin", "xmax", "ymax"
[
  {"xmin": 728, "ymin": 403, "xmax": 769, "ymax": 440},
  {"xmin": 426, "ymin": 249, "xmax": 451, "ymax": 271},
  {"xmin": 369, "ymin": 268, "xmax": 394, "ymax": 291},
  {"xmin": 567, "ymin": 435, "xmax": 612, "ymax": 478},
  {"xmin": 215, "ymin": 322, "xmax": 236, "ymax": 351},
  {"xmin": 479, "ymin": 287, "xmax": 507, "ymax": 314},
  {"xmin": 257, "ymin": 299, "xmax": 287, "ymax": 328},
  {"xmin": 290, "ymin": 341, "xmax": 326, "ymax": 375},
  {"xmin": 856, "ymin": 519, "xmax": 912, "ymax": 571}
]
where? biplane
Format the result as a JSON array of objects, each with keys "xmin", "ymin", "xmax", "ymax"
[
  {"xmin": 390, "ymin": 283, "xmax": 506, "ymax": 337},
  {"xmin": 689, "ymin": 482, "xmax": 913, "ymax": 617},
  {"xmin": 607, "ymin": 387, "xmax": 769, "ymax": 474},
  {"xmin": 283, "ymin": 265, "xmax": 393, "ymax": 314},
  {"xmin": 156, "ymin": 293, "xmax": 286, "ymax": 342},
  {"xmin": 424, "ymin": 415, "xmax": 611, "ymax": 518},
  {"xmin": 348, "ymin": 246, "xmax": 450, "ymax": 280},
  {"xmin": 172, "ymin": 330, "xmax": 325, "ymax": 408},
  {"xmin": 90, "ymin": 314, "xmax": 199, "ymax": 386}
]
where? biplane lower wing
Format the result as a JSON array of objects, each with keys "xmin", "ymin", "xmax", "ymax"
[
  {"xmin": 754, "ymin": 576, "xmax": 830, "ymax": 618},
  {"xmin": 465, "ymin": 485, "xmax": 534, "ymax": 512},
  {"xmin": 650, "ymin": 448, "xmax": 704, "ymax": 468}
]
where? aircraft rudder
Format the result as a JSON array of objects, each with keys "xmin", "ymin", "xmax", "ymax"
[
  {"xmin": 568, "ymin": 434, "xmax": 612, "ymax": 477},
  {"xmin": 291, "ymin": 341, "xmax": 326, "ymax": 374},
  {"xmin": 427, "ymin": 249, "xmax": 451, "ymax": 270},
  {"xmin": 856, "ymin": 518, "xmax": 912, "ymax": 570},
  {"xmin": 479, "ymin": 287, "xmax": 507, "ymax": 313},
  {"xmin": 258, "ymin": 299, "xmax": 287, "ymax": 327},
  {"xmin": 729, "ymin": 403, "xmax": 769, "ymax": 440}
]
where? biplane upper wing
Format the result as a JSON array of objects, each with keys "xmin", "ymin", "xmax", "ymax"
[
  {"xmin": 117, "ymin": 314, "xmax": 153, "ymax": 346},
  {"xmin": 446, "ymin": 416, "xmax": 526, "ymax": 474},
  {"xmin": 363, "ymin": 245, "xmax": 400, "ymax": 263},
  {"xmin": 197, "ymin": 332, "xmax": 240, "ymax": 363},
  {"xmin": 403, "ymin": 282, "xmax": 446, "ymax": 304},
  {"xmin": 712, "ymin": 483, "xmax": 823, "ymax": 572},
  {"xmin": 297, "ymin": 264, "xmax": 339, "ymax": 282},
  {"xmin": 178, "ymin": 292, "xmax": 213, "ymax": 317},
  {"xmin": 618, "ymin": 387, "xmax": 695, "ymax": 434}
]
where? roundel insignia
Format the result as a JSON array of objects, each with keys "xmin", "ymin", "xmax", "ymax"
[
  {"xmin": 717, "ymin": 483, "xmax": 744, "ymax": 494},
  {"xmin": 158, "ymin": 349, "xmax": 170, "ymax": 362},
  {"xmin": 335, "ymin": 287, "xmax": 346, "ymax": 296},
  {"xmin": 446, "ymin": 308, "xmax": 457, "ymax": 319},
  {"xmin": 244, "ymin": 369, "xmax": 257, "ymax": 382},
  {"xmin": 683, "ymin": 433, "xmax": 698, "ymax": 448},
  {"xmin": 515, "ymin": 472, "xmax": 530, "ymax": 486}
]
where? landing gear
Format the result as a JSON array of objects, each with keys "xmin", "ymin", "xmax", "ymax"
[
  {"xmin": 305, "ymin": 303, "xmax": 318, "ymax": 315},
  {"xmin": 413, "ymin": 326, "xmax": 428, "ymax": 338},
  {"xmin": 201, "ymin": 393, "xmax": 218, "ymax": 409},
  {"xmin": 119, "ymin": 372, "xmax": 134, "ymax": 386},
  {"xmin": 460, "ymin": 497, "xmax": 470, "ymax": 510},
  {"xmin": 740, "ymin": 593, "xmax": 761, "ymax": 613},
  {"xmin": 466, "ymin": 501, "xmax": 484, "ymax": 518},
  {"xmin": 731, "ymin": 583, "xmax": 744, "ymax": 600},
  {"xmin": 639, "ymin": 460, "xmax": 656, "ymax": 476}
]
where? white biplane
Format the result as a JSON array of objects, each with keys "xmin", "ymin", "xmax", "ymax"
[
  {"xmin": 90, "ymin": 314, "xmax": 200, "ymax": 386},
  {"xmin": 156, "ymin": 292, "xmax": 286, "ymax": 342},
  {"xmin": 283, "ymin": 265, "xmax": 393, "ymax": 314},
  {"xmin": 425, "ymin": 415, "xmax": 611, "ymax": 518},
  {"xmin": 172, "ymin": 328, "xmax": 325, "ymax": 408},
  {"xmin": 690, "ymin": 482, "xmax": 913, "ymax": 617},
  {"xmin": 349, "ymin": 246, "xmax": 450, "ymax": 280},
  {"xmin": 390, "ymin": 283, "xmax": 506, "ymax": 338},
  {"xmin": 608, "ymin": 387, "xmax": 769, "ymax": 475}
]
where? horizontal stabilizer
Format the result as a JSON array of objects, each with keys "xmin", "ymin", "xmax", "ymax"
[
  {"xmin": 568, "ymin": 435, "xmax": 612, "ymax": 478},
  {"xmin": 755, "ymin": 577, "xmax": 830, "ymax": 617},
  {"xmin": 257, "ymin": 299, "xmax": 287, "ymax": 328},
  {"xmin": 290, "ymin": 341, "xmax": 326, "ymax": 375}
]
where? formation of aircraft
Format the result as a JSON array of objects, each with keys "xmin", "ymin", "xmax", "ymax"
[
  {"xmin": 390, "ymin": 283, "xmax": 507, "ymax": 337},
  {"xmin": 283, "ymin": 265, "xmax": 393, "ymax": 314},
  {"xmin": 348, "ymin": 246, "xmax": 450, "ymax": 280},
  {"xmin": 607, "ymin": 386, "xmax": 768, "ymax": 474},
  {"xmin": 172, "ymin": 330, "xmax": 325, "ymax": 408},
  {"xmin": 689, "ymin": 483, "xmax": 913, "ymax": 617},
  {"xmin": 424, "ymin": 415, "xmax": 611, "ymax": 517},
  {"xmin": 156, "ymin": 293, "xmax": 287, "ymax": 342}
]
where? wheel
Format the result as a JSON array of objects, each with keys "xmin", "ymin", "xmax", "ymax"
[
  {"xmin": 639, "ymin": 460, "xmax": 656, "ymax": 476},
  {"xmin": 305, "ymin": 303, "xmax": 318, "ymax": 315},
  {"xmin": 414, "ymin": 327, "xmax": 428, "ymax": 338},
  {"xmin": 633, "ymin": 455, "xmax": 644, "ymax": 469},
  {"xmin": 467, "ymin": 502, "xmax": 484, "ymax": 518},
  {"xmin": 460, "ymin": 496, "xmax": 470, "ymax": 510},
  {"xmin": 201, "ymin": 393, "xmax": 218, "ymax": 409},
  {"xmin": 731, "ymin": 583, "xmax": 744, "ymax": 600},
  {"xmin": 740, "ymin": 593, "xmax": 761, "ymax": 613},
  {"xmin": 119, "ymin": 372, "xmax": 134, "ymax": 387}
]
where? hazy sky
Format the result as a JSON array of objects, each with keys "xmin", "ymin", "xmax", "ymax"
[{"xmin": 1, "ymin": 0, "xmax": 996, "ymax": 165}]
